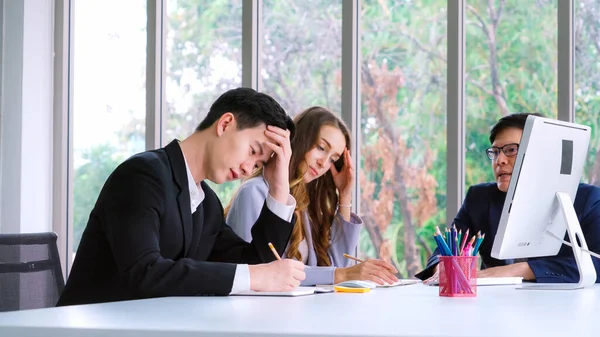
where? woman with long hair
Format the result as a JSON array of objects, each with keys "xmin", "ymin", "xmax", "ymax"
[{"xmin": 225, "ymin": 106, "xmax": 398, "ymax": 285}]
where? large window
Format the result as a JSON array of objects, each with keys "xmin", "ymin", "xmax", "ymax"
[
  {"xmin": 72, "ymin": 0, "xmax": 147, "ymax": 253},
  {"xmin": 262, "ymin": 0, "xmax": 342, "ymax": 116},
  {"xmin": 465, "ymin": 0, "xmax": 558, "ymax": 188},
  {"xmin": 575, "ymin": 0, "xmax": 600, "ymax": 185},
  {"xmin": 359, "ymin": 0, "xmax": 447, "ymax": 278},
  {"xmin": 166, "ymin": 0, "xmax": 243, "ymax": 203},
  {"xmin": 60, "ymin": 1, "xmax": 595, "ymax": 270}
]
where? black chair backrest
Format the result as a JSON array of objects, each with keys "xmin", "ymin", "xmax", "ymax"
[{"xmin": 0, "ymin": 232, "xmax": 65, "ymax": 311}]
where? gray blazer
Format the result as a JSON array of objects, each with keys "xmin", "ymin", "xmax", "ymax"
[{"xmin": 226, "ymin": 177, "xmax": 363, "ymax": 285}]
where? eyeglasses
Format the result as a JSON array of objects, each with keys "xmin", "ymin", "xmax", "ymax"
[{"xmin": 485, "ymin": 143, "xmax": 519, "ymax": 160}]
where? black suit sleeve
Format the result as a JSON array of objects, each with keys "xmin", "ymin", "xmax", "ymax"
[
  {"xmin": 415, "ymin": 186, "xmax": 475, "ymax": 280},
  {"xmin": 99, "ymin": 159, "xmax": 239, "ymax": 297},
  {"xmin": 208, "ymin": 202, "xmax": 294, "ymax": 264}
]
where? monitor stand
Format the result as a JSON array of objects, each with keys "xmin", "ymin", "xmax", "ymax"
[{"xmin": 518, "ymin": 192, "xmax": 596, "ymax": 290}]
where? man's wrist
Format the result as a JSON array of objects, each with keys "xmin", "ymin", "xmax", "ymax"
[
  {"xmin": 269, "ymin": 186, "xmax": 290, "ymax": 204},
  {"xmin": 517, "ymin": 262, "xmax": 535, "ymax": 281},
  {"xmin": 248, "ymin": 264, "xmax": 263, "ymax": 291}
]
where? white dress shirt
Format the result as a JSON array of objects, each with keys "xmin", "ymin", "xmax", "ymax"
[{"xmin": 182, "ymin": 155, "xmax": 295, "ymax": 294}]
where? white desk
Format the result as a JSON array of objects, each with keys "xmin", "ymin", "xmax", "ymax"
[{"xmin": 0, "ymin": 284, "xmax": 597, "ymax": 337}]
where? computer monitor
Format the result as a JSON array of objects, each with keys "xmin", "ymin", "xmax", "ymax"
[{"xmin": 490, "ymin": 115, "xmax": 596, "ymax": 289}]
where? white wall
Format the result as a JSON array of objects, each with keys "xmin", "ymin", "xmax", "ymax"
[
  {"xmin": 0, "ymin": 0, "xmax": 5, "ymax": 232},
  {"xmin": 1, "ymin": 0, "xmax": 25, "ymax": 234},
  {"xmin": 0, "ymin": 0, "xmax": 54, "ymax": 234}
]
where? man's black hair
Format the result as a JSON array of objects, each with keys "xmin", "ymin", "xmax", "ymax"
[
  {"xmin": 489, "ymin": 112, "xmax": 544, "ymax": 144},
  {"xmin": 196, "ymin": 87, "xmax": 295, "ymax": 138}
]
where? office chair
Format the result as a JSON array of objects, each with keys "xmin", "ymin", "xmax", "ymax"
[{"xmin": 0, "ymin": 232, "xmax": 65, "ymax": 311}]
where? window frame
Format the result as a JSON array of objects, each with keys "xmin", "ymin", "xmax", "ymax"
[{"xmin": 52, "ymin": 0, "xmax": 576, "ymax": 273}]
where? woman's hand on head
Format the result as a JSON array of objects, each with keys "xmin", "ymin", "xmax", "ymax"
[{"xmin": 330, "ymin": 148, "xmax": 354, "ymax": 200}]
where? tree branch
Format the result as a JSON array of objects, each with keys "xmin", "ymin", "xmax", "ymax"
[
  {"xmin": 465, "ymin": 75, "xmax": 496, "ymax": 98},
  {"xmin": 377, "ymin": 0, "xmax": 391, "ymax": 18},
  {"xmin": 416, "ymin": 233, "xmax": 433, "ymax": 258},
  {"xmin": 467, "ymin": 5, "xmax": 490, "ymax": 40},
  {"xmin": 472, "ymin": 1, "xmax": 509, "ymax": 116},
  {"xmin": 321, "ymin": 72, "xmax": 331, "ymax": 109},
  {"xmin": 396, "ymin": 26, "xmax": 447, "ymax": 63},
  {"xmin": 494, "ymin": 0, "xmax": 506, "ymax": 29}
]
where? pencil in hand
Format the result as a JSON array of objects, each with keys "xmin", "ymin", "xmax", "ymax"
[
  {"xmin": 268, "ymin": 242, "xmax": 282, "ymax": 260},
  {"xmin": 343, "ymin": 253, "xmax": 365, "ymax": 263}
]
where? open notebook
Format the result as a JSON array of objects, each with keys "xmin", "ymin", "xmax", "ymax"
[
  {"xmin": 231, "ymin": 286, "xmax": 334, "ymax": 297},
  {"xmin": 348, "ymin": 279, "xmax": 421, "ymax": 288},
  {"xmin": 378, "ymin": 279, "xmax": 421, "ymax": 287},
  {"xmin": 318, "ymin": 279, "xmax": 421, "ymax": 289}
]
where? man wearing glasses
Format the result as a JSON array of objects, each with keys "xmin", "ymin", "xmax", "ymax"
[{"xmin": 416, "ymin": 113, "xmax": 600, "ymax": 284}]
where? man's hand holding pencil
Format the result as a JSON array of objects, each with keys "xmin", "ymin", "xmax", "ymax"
[{"xmin": 248, "ymin": 242, "xmax": 306, "ymax": 292}]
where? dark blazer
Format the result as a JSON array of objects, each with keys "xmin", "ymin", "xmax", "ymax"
[
  {"xmin": 416, "ymin": 183, "xmax": 600, "ymax": 283},
  {"xmin": 57, "ymin": 140, "xmax": 294, "ymax": 306}
]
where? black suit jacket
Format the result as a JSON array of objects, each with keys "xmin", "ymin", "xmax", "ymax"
[
  {"xmin": 415, "ymin": 183, "xmax": 600, "ymax": 283},
  {"xmin": 57, "ymin": 140, "xmax": 294, "ymax": 306}
]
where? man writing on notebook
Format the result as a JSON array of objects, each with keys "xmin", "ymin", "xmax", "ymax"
[
  {"xmin": 58, "ymin": 88, "xmax": 305, "ymax": 306},
  {"xmin": 415, "ymin": 113, "xmax": 600, "ymax": 284}
]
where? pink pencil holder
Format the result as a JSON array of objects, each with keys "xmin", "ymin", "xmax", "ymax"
[{"xmin": 439, "ymin": 256, "xmax": 477, "ymax": 297}]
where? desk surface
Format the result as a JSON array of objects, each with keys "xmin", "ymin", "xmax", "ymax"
[{"xmin": 0, "ymin": 284, "xmax": 598, "ymax": 337}]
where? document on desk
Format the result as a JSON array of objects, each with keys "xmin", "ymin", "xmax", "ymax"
[
  {"xmin": 476, "ymin": 277, "xmax": 523, "ymax": 286},
  {"xmin": 231, "ymin": 287, "xmax": 333, "ymax": 297},
  {"xmin": 378, "ymin": 279, "xmax": 421, "ymax": 287},
  {"xmin": 317, "ymin": 279, "xmax": 421, "ymax": 289}
]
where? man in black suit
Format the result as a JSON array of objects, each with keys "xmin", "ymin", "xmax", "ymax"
[
  {"xmin": 415, "ymin": 113, "xmax": 600, "ymax": 284},
  {"xmin": 58, "ymin": 88, "xmax": 305, "ymax": 306}
]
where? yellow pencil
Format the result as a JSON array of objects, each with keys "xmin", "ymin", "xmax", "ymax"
[
  {"xmin": 268, "ymin": 242, "xmax": 281, "ymax": 260},
  {"xmin": 343, "ymin": 253, "xmax": 365, "ymax": 263}
]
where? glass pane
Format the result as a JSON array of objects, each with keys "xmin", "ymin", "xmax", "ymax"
[
  {"xmin": 465, "ymin": 0, "xmax": 558, "ymax": 188},
  {"xmin": 359, "ymin": 0, "xmax": 447, "ymax": 278},
  {"xmin": 575, "ymin": 0, "xmax": 600, "ymax": 185},
  {"xmin": 72, "ymin": 0, "xmax": 147, "ymax": 254},
  {"xmin": 262, "ymin": 0, "xmax": 342, "ymax": 116},
  {"xmin": 166, "ymin": 0, "xmax": 243, "ymax": 203}
]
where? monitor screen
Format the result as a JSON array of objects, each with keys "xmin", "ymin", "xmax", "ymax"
[{"xmin": 491, "ymin": 116, "xmax": 591, "ymax": 260}]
